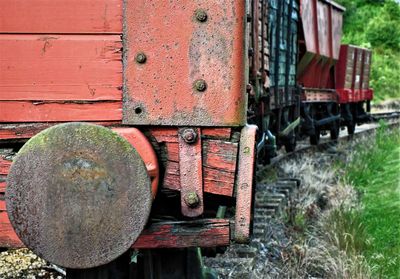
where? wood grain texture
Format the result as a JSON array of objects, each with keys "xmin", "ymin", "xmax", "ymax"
[
  {"xmin": 0, "ymin": 180, "xmax": 5, "ymax": 193},
  {"xmin": 0, "ymin": 157, "xmax": 11, "ymax": 175},
  {"xmin": 0, "ymin": 0, "xmax": 122, "ymax": 34},
  {"xmin": 0, "ymin": 122, "xmax": 120, "ymax": 141},
  {"xmin": 162, "ymin": 140, "xmax": 238, "ymax": 197},
  {"xmin": 0, "ymin": 217, "xmax": 230, "ymax": 249},
  {"xmin": 0, "ymin": 211, "xmax": 24, "ymax": 248},
  {"xmin": 0, "ymin": 34, "xmax": 122, "ymax": 102},
  {"xmin": 133, "ymin": 219, "xmax": 230, "ymax": 248},
  {"xmin": 0, "ymin": 101, "xmax": 122, "ymax": 122}
]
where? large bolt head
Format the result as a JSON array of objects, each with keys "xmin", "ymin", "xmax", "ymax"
[
  {"xmin": 181, "ymin": 128, "xmax": 198, "ymax": 144},
  {"xmin": 194, "ymin": 79, "xmax": 207, "ymax": 92},
  {"xmin": 195, "ymin": 9, "xmax": 208, "ymax": 22},
  {"xmin": 184, "ymin": 192, "xmax": 200, "ymax": 208},
  {"xmin": 135, "ymin": 52, "xmax": 147, "ymax": 64}
]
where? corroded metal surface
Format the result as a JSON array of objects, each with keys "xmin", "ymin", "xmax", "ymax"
[
  {"xmin": 112, "ymin": 127, "xmax": 159, "ymax": 199},
  {"xmin": 178, "ymin": 128, "xmax": 204, "ymax": 217},
  {"xmin": 123, "ymin": 0, "xmax": 247, "ymax": 126},
  {"xmin": 234, "ymin": 125, "xmax": 257, "ymax": 243},
  {"xmin": 6, "ymin": 123, "xmax": 152, "ymax": 268}
]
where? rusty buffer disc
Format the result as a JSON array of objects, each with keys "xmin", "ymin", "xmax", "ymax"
[{"xmin": 6, "ymin": 123, "xmax": 152, "ymax": 269}]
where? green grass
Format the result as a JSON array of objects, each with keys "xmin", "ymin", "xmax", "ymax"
[{"xmin": 343, "ymin": 124, "xmax": 400, "ymax": 278}]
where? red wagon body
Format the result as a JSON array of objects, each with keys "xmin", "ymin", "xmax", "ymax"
[
  {"xmin": 298, "ymin": 0, "xmax": 344, "ymax": 92},
  {"xmin": 0, "ymin": 0, "xmax": 257, "ymax": 269},
  {"xmin": 336, "ymin": 45, "xmax": 374, "ymax": 103}
]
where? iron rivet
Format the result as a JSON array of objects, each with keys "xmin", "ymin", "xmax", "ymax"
[
  {"xmin": 184, "ymin": 192, "xmax": 200, "ymax": 208},
  {"xmin": 194, "ymin": 79, "xmax": 207, "ymax": 92},
  {"xmin": 195, "ymin": 10, "xmax": 208, "ymax": 22},
  {"xmin": 135, "ymin": 52, "xmax": 147, "ymax": 64},
  {"xmin": 181, "ymin": 128, "xmax": 198, "ymax": 144}
]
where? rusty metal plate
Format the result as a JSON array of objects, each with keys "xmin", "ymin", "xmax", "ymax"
[
  {"xmin": 234, "ymin": 125, "xmax": 257, "ymax": 243},
  {"xmin": 300, "ymin": 0, "xmax": 344, "ymax": 59},
  {"xmin": 123, "ymin": 0, "xmax": 247, "ymax": 126},
  {"xmin": 6, "ymin": 123, "xmax": 152, "ymax": 268}
]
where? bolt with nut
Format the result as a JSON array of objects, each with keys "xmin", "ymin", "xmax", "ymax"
[
  {"xmin": 181, "ymin": 128, "xmax": 198, "ymax": 144},
  {"xmin": 194, "ymin": 79, "xmax": 207, "ymax": 92},
  {"xmin": 195, "ymin": 9, "xmax": 208, "ymax": 22},
  {"xmin": 135, "ymin": 52, "xmax": 147, "ymax": 64},
  {"xmin": 184, "ymin": 192, "xmax": 200, "ymax": 208}
]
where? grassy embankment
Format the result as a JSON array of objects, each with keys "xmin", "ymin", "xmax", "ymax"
[
  {"xmin": 323, "ymin": 124, "xmax": 400, "ymax": 278},
  {"xmin": 341, "ymin": 124, "xmax": 400, "ymax": 278}
]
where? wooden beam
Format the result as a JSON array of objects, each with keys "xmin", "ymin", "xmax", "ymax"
[
  {"xmin": 162, "ymin": 140, "xmax": 238, "ymax": 197},
  {"xmin": 0, "ymin": 0, "xmax": 122, "ymax": 34},
  {"xmin": 133, "ymin": 219, "xmax": 230, "ymax": 249},
  {"xmin": 0, "ymin": 217, "xmax": 230, "ymax": 249},
  {"xmin": 0, "ymin": 211, "xmax": 24, "ymax": 248},
  {"xmin": 0, "ymin": 122, "xmax": 120, "ymax": 141},
  {"xmin": 0, "ymin": 158, "xmax": 11, "ymax": 175},
  {"xmin": 0, "ymin": 34, "xmax": 122, "ymax": 102},
  {"xmin": 0, "ymin": 101, "xmax": 122, "ymax": 122}
]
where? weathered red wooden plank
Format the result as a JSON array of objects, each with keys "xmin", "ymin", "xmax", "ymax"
[
  {"xmin": 164, "ymin": 165, "xmax": 235, "ymax": 196},
  {"xmin": 0, "ymin": 122, "xmax": 120, "ymax": 141},
  {"xmin": 163, "ymin": 140, "xmax": 237, "ymax": 196},
  {"xmin": 202, "ymin": 128, "xmax": 232, "ymax": 140},
  {"xmin": 164, "ymin": 162, "xmax": 180, "ymax": 191},
  {"xmin": 0, "ymin": 158, "xmax": 11, "ymax": 175},
  {"xmin": 165, "ymin": 141, "xmax": 238, "ymax": 169},
  {"xmin": 203, "ymin": 168, "xmax": 235, "ymax": 197},
  {"xmin": 203, "ymin": 140, "xmax": 238, "ymax": 172},
  {"xmin": 133, "ymin": 219, "xmax": 230, "ymax": 249},
  {"xmin": 165, "ymin": 142, "xmax": 179, "ymax": 161},
  {"xmin": 0, "ymin": 102, "xmax": 122, "ymax": 122},
  {"xmin": 150, "ymin": 128, "xmax": 179, "ymax": 143},
  {"xmin": 0, "ymin": 34, "xmax": 122, "ymax": 101},
  {"xmin": 0, "ymin": 217, "xmax": 229, "ymax": 249},
  {"xmin": 0, "ymin": 0, "xmax": 122, "ymax": 34},
  {"xmin": 0, "ymin": 181, "xmax": 5, "ymax": 193},
  {"xmin": 150, "ymin": 128, "xmax": 232, "ymax": 143},
  {"xmin": 0, "ymin": 211, "xmax": 24, "ymax": 248}
]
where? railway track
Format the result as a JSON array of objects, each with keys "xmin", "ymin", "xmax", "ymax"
[
  {"xmin": 203, "ymin": 113, "xmax": 400, "ymax": 279},
  {"xmin": 371, "ymin": 111, "xmax": 400, "ymax": 121}
]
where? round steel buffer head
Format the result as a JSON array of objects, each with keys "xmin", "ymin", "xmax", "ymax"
[{"xmin": 6, "ymin": 123, "xmax": 152, "ymax": 269}]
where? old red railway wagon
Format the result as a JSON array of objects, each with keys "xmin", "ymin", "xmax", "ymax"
[
  {"xmin": 0, "ymin": 0, "xmax": 256, "ymax": 273},
  {"xmin": 0, "ymin": 0, "xmax": 375, "ymax": 277}
]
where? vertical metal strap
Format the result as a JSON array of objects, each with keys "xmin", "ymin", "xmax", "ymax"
[{"xmin": 178, "ymin": 128, "xmax": 204, "ymax": 217}]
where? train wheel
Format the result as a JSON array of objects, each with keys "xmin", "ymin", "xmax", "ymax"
[
  {"xmin": 347, "ymin": 121, "xmax": 356, "ymax": 135},
  {"xmin": 310, "ymin": 127, "xmax": 320, "ymax": 145},
  {"xmin": 330, "ymin": 121, "xmax": 340, "ymax": 140}
]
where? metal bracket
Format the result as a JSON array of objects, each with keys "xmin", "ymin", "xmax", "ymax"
[
  {"xmin": 178, "ymin": 128, "xmax": 204, "ymax": 217},
  {"xmin": 234, "ymin": 125, "xmax": 257, "ymax": 243}
]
